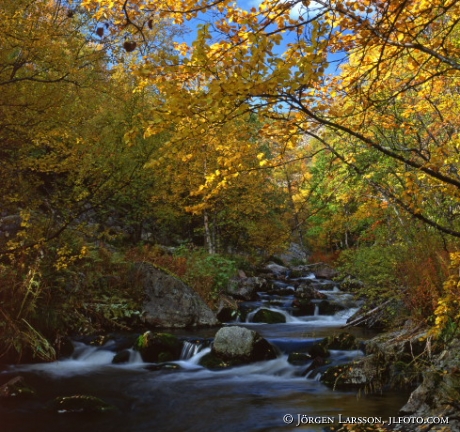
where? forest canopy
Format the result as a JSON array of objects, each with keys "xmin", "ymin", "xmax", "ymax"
[{"xmin": 1, "ymin": 0, "xmax": 460, "ymax": 361}]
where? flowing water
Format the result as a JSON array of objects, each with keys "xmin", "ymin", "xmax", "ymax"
[{"xmin": 0, "ymin": 274, "xmax": 410, "ymax": 432}]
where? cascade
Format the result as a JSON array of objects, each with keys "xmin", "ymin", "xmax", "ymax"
[
  {"xmin": 314, "ymin": 304, "xmax": 320, "ymax": 316},
  {"xmin": 1, "ymin": 267, "xmax": 409, "ymax": 432},
  {"xmin": 180, "ymin": 340, "xmax": 203, "ymax": 360}
]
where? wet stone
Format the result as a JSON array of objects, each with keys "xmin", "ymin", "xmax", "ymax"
[
  {"xmin": 50, "ymin": 395, "xmax": 115, "ymax": 414},
  {"xmin": 252, "ymin": 309, "xmax": 286, "ymax": 324},
  {"xmin": 0, "ymin": 376, "xmax": 35, "ymax": 400}
]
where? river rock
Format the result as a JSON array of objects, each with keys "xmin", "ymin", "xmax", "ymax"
[
  {"xmin": 252, "ymin": 308, "xmax": 286, "ymax": 324},
  {"xmin": 292, "ymin": 298, "xmax": 316, "ymax": 315},
  {"xmin": 265, "ymin": 262, "xmax": 290, "ymax": 277},
  {"xmin": 210, "ymin": 326, "xmax": 277, "ymax": 365},
  {"xmin": 308, "ymin": 343, "xmax": 331, "ymax": 359},
  {"xmin": 312, "ymin": 264, "xmax": 338, "ymax": 279},
  {"xmin": 287, "ymin": 352, "xmax": 312, "ymax": 365},
  {"xmin": 50, "ymin": 395, "xmax": 114, "ymax": 414},
  {"xmin": 0, "ymin": 376, "xmax": 35, "ymax": 399},
  {"xmin": 135, "ymin": 263, "xmax": 218, "ymax": 327},
  {"xmin": 226, "ymin": 276, "xmax": 268, "ymax": 300},
  {"xmin": 320, "ymin": 332, "xmax": 360, "ymax": 351},
  {"xmin": 321, "ymin": 361, "xmax": 369, "ymax": 389},
  {"xmin": 295, "ymin": 283, "xmax": 327, "ymax": 300},
  {"xmin": 216, "ymin": 293, "xmax": 240, "ymax": 322},
  {"xmin": 112, "ymin": 350, "xmax": 131, "ymax": 364},
  {"xmin": 317, "ymin": 300, "xmax": 346, "ymax": 315},
  {"xmin": 134, "ymin": 331, "xmax": 182, "ymax": 362}
]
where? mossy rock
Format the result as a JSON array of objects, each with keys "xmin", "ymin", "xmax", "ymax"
[
  {"xmin": 199, "ymin": 352, "xmax": 234, "ymax": 369},
  {"xmin": 50, "ymin": 395, "xmax": 115, "ymax": 414},
  {"xmin": 134, "ymin": 331, "xmax": 182, "ymax": 362},
  {"xmin": 252, "ymin": 309, "xmax": 286, "ymax": 324},
  {"xmin": 308, "ymin": 343, "xmax": 330, "ymax": 358},
  {"xmin": 288, "ymin": 352, "xmax": 312, "ymax": 365},
  {"xmin": 199, "ymin": 352, "xmax": 258, "ymax": 369},
  {"xmin": 320, "ymin": 333, "xmax": 360, "ymax": 351}
]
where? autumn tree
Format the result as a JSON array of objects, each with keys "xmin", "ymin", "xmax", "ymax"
[
  {"xmin": 80, "ymin": 0, "xmax": 460, "ymax": 238},
  {"xmin": 79, "ymin": 0, "xmax": 460, "ymax": 331},
  {"xmin": 0, "ymin": 0, "xmax": 179, "ymax": 362}
]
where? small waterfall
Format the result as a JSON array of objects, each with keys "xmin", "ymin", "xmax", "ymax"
[
  {"xmin": 128, "ymin": 349, "xmax": 143, "ymax": 363},
  {"xmin": 180, "ymin": 340, "xmax": 202, "ymax": 360},
  {"xmin": 304, "ymin": 369, "xmax": 322, "ymax": 381},
  {"xmin": 314, "ymin": 304, "xmax": 320, "ymax": 316},
  {"xmin": 71, "ymin": 342, "xmax": 115, "ymax": 364}
]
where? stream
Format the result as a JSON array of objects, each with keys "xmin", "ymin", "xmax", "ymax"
[{"xmin": 0, "ymin": 272, "xmax": 410, "ymax": 432}]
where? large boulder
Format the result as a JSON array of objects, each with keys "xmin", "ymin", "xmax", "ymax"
[
  {"xmin": 136, "ymin": 263, "xmax": 218, "ymax": 327},
  {"xmin": 204, "ymin": 326, "xmax": 277, "ymax": 367},
  {"xmin": 273, "ymin": 243, "xmax": 308, "ymax": 266}
]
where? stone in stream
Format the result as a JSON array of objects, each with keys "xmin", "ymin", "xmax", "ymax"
[
  {"xmin": 225, "ymin": 276, "xmax": 268, "ymax": 300},
  {"xmin": 200, "ymin": 326, "xmax": 277, "ymax": 368},
  {"xmin": 291, "ymin": 298, "xmax": 316, "ymax": 316},
  {"xmin": 321, "ymin": 362, "xmax": 369, "ymax": 389},
  {"xmin": 287, "ymin": 352, "xmax": 312, "ymax": 365},
  {"xmin": 112, "ymin": 350, "xmax": 131, "ymax": 364},
  {"xmin": 294, "ymin": 283, "xmax": 327, "ymax": 300},
  {"xmin": 0, "ymin": 376, "xmax": 35, "ymax": 400},
  {"xmin": 251, "ymin": 308, "xmax": 286, "ymax": 324},
  {"xmin": 311, "ymin": 264, "xmax": 338, "ymax": 280},
  {"xmin": 308, "ymin": 332, "xmax": 360, "ymax": 362},
  {"xmin": 134, "ymin": 331, "xmax": 182, "ymax": 363},
  {"xmin": 50, "ymin": 395, "xmax": 115, "ymax": 414},
  {"xmin": 317, "ymin": 300, "xmax": 346, "ymax": 315},
  {"xmin": 320, "ymin": 332, "xmax": 360, "ymax": 351}
]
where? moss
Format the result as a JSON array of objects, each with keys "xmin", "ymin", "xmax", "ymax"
[
  {"xmin": 199, "ymin": 352, "xmax": 232, "ymax": 369},
  {"xmin": 288, "ymin": 352, "xmax": 312, "ymax": 365},
  {"xmin": 134, "ymin": 331, "xmax": 182, "ymax": 362}
]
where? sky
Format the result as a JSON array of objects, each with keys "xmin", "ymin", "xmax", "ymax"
[{"xmin": 176, "ymin": 0, "xmax": 346, "ymax": 75}]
